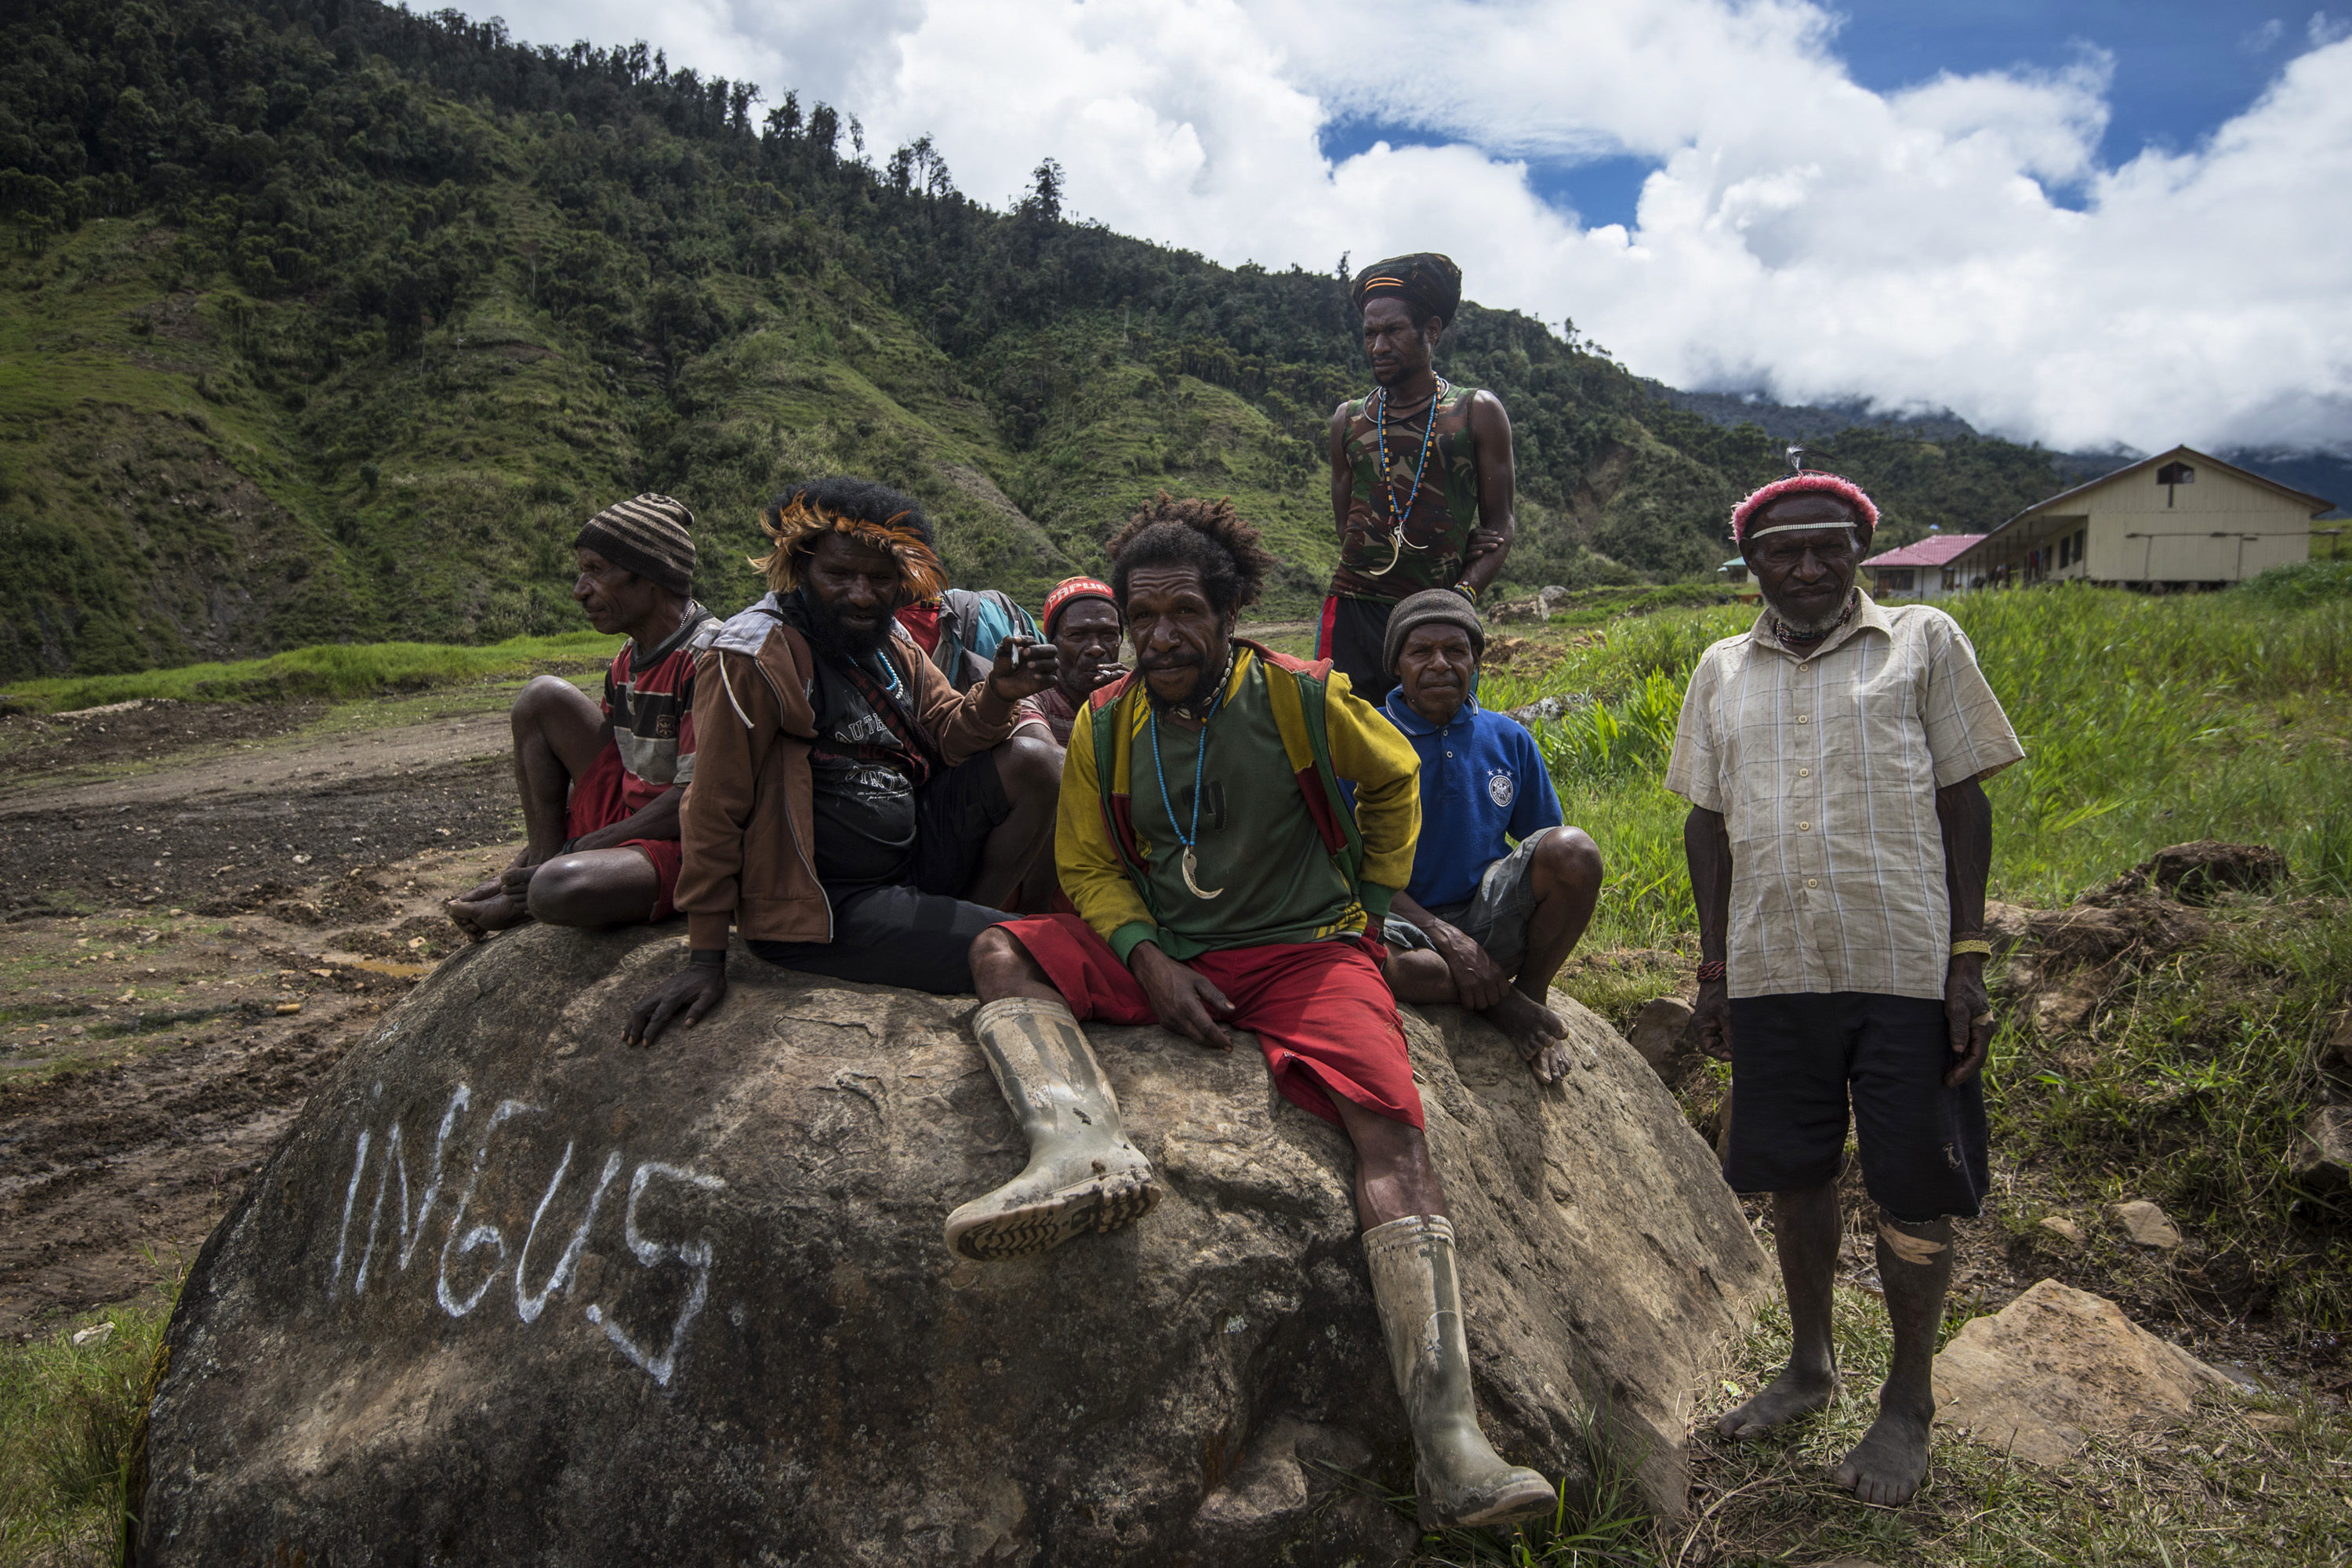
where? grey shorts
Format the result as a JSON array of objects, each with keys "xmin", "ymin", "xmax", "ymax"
[{"xmin": 1382, "ymin": 826, "xmax": 1557, "ymax": 972}]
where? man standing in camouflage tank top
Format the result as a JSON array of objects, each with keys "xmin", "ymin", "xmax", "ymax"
[{"xmin": 1317, "ymin": 252, "xmax": 1516, "ymax": 706}]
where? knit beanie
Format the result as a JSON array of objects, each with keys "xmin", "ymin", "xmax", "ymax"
[
  {"xmin": 575, "ymin": 493, "xmax": 696, "ymax": 597},
  {"xmin": 1042, "ymin": 576, "xmax": 1116, "ymax": 638},
  {"xmin": 1382, "ymin": 588, "xmax": 1486, "ymax": 675}
]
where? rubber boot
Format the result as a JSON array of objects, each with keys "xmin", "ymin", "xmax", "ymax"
[
  {"xmin": 1364, "ymin": 1214, "xmax": 1557, "ymax": 1530},
  {"xmin": 944, "ymin": 997, "xmax": 1163, "ymax": 1261}
]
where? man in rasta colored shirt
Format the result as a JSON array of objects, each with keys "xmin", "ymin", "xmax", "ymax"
[
  {"xmin": 446, "ymin": 493, "xmax": 718, "ymax": 938},
  {"xmin": 1317, "ymin": 252, "xmax": 1516, "ymax": 708},
  {"xmin": 957, "ymin": 495, "xmax": 1564, "ymax": 1532}
]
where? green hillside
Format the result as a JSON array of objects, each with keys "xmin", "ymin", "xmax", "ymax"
[{"xmin": 0, "ymin": 0, "xmax": 2072, "ymax": 681}]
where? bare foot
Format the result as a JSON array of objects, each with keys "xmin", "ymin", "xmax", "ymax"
[
  {"xmin": 1830, "ymin": 1405, "xmax": 1931, "ymax": 1505},
  {"xmin": 445, "ymin": 878, "xmax": 532, "ymax": 941},
  {"xmin": 1717, "ymin": 1362, "xmax": 1837, "ymax": 1439},
  {"xmin": 1486, "ymin": 991, "xmax": 1570, "ymax": 1081}
]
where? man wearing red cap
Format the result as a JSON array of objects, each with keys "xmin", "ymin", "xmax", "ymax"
[
  {"xmin": 1030, "ymin": 575, "xmax": 1126, "ymax": 746},
  {"xmin": 1317, "ymin": 252, "xmax": 1516, "ymax": 707},
  {"xmin": 1667, "ymin": 471, "xmax": 2022, "ymax": 1507}
]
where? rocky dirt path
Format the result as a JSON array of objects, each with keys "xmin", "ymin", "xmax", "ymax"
[{"xmin": 0, "ymin": 690, "xmax": 560, "ymax": 1338}]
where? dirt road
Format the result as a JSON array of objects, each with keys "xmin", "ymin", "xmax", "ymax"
[{"xmin": 1, "ymin": 691, "xmax": 555, "ymax": 1338}]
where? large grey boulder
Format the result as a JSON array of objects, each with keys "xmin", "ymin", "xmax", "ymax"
[{"xmin": 136, "ymin": 923, "xmax": 1768, "ymax": 1566}]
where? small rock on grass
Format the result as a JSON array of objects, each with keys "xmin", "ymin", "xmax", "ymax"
[
  {"xmin": 2109, "ymin": 1199, "xmax": 2182, "ymax": 1249},
  {"xmin": 1626, "ymin": 996, "xmax": 1695, "ymax": 1073},
  {"xmin": 2039, "ymin": 1216, "xmax": 2085, "ymax": 1245},
  {"xmin": 2290, "ymin": 1106, "xmax": 2352, "ymax": 1194},
  {"xmin": 1933, "ymin": 1278, "xmax": 2235, "ymax": 1467}
]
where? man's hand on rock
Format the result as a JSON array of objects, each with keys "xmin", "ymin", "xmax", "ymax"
[
  {"xmin": 1429, "ymin": 922, "xmax": 1512, "ymax": 1012},
  {"xmin": 1694, "ymin": 977, "xmax": 1733, "ymax": 1061},
  {"xmin": 626, "ymin": 958, "xmax": 728, "ymax": 1047},
  {"xmin": 1943, "ymin": 953, "xmax": 1991, "ymax": 1087},
  {"xmin": 987, "ymin": 635, "xmax": 1060, "ymax": 703},
  {"xmin": 1131, "ymin": 942, "xmax": 1234, "ymax": 1050}
]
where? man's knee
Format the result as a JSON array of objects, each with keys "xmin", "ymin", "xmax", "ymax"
[
  {"xmin": 996, "ymin": 733, "xmax": 1065, "ymax": 804},
  {"xmin": 511, "ymin": 673, "xmax": 585, "ymax": 736},
  {"xmin": 970, "ymin": 923, "xmax": 1047, "ymax": 994},
  {"xmin": 526, "ymin": 854, "xmax": 627, "ymax": 926},
  {"xmin": 1535, "ymin": 826, "xmax": 1603, "ymax": 896}
]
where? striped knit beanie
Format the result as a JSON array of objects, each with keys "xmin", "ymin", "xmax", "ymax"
[{"xmin": 575, "ymin": 494, "xmax": 695, "ymax": 596}]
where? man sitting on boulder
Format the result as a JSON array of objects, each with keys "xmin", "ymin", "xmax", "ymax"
[
  {"xmin": 624, "ymin": 477, "xmax": 1063, "ymax": 1040},
  {"xmin": 447, "ymin": 494, "xmax": 718, "ymax": 938},
  {"xmin": 960, "ymin": 496, "xmax": 1560, "ymax": 1531},
  {"xmin": 1375, "ymin": 589, "xmax": 1603, "ymax": 1080},
  {"xmin": 1668, "ymin": 470, "xmax": 2022, "ymax": 1507}
]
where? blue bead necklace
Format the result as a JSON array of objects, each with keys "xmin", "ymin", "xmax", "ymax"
[
  {"xmin": 1146, "ymin": 659, "xmax": 1227, "ymax": 901},
  {"xmin": 1371, "ymin": 376, "xmax": 1449, "ymax": 574}
]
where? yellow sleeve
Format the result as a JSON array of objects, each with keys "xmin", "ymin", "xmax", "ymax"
[
  {"xmin": 1055, "ymin": 705, "xmax": 1158, "ymax": 957},
  {"xmin": 1321, "ymin": 670, "xmax": 1421, "ymax": 912}
]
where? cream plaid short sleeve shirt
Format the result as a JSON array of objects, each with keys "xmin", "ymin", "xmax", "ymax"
[{"xmin": 1664, "ymin": 593, "xmax": 2024, "ymax": 1000}]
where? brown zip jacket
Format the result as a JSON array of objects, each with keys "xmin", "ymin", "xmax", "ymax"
[{"xmin": 675, "ymin": 593, "xmax": 1023, "ymax": 952}]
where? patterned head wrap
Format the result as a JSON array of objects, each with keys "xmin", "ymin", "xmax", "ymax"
[
  {"xmin": 1730, "ymin": 473, "xmax": 1880, "ymax": 547},
  {"xmin": 1351, "ymin": 252, "xmax": 1463, "ymax": 325},
  {"xmin": 1042, "ymin": 576, "xmax": 1116, "ymax": 638},
  {"xmin": 575, "ymin": 493, "xmax": 695, "ymax": 596},
  {"xmin": 751, "ymin": 489, "xmax": 948, "ymax": 601}
]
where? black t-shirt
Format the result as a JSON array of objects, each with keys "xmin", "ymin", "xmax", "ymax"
[{"xmin": 777, "ymin": 595, "xmax": 931, "ymax": 891}]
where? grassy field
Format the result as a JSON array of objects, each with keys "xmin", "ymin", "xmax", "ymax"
[{"xmin": 2, "ymin": 630, "xmax": 622, "ymax": 714}]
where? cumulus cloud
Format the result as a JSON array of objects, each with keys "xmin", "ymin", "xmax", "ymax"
[{"xmin": 446, "ymin": 0, "xmax": 2352, "ymax": 455}]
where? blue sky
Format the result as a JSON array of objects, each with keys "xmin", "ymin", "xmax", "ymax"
[{"xmin": 1323, "ymin": 3, "xmax": 2315, "ymax": 228}]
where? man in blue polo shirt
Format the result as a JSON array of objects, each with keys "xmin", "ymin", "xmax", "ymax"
[{"xmin": 1377, "ymin": 589, "xmax": 1604, "ymax": 1080}]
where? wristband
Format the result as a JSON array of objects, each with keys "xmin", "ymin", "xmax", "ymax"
[
  {"xmin": 1450, "ymin": 579, "xmax": 1479, "ymax": 603},
  {"xmin": 688, "ymin": 949, "xmax": 728, "ymax": 967},
  {"xmin": 1949, "ymin": 938, "xmax": 1993, "ymax": 959},
  {"xmin": 1695, "ymin": 959, "xmax": 1726, "ymax": 983}
]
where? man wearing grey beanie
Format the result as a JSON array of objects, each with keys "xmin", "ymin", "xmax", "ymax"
[
  {"xmin": 1375, "ymin": 589, "xmax": 1604, "ymax": 1076},
  {"xmin": 448, "ymin": 493, "xmax": 717, "ymax": 938}
]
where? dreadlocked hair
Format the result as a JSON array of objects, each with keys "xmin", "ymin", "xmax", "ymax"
[
  {"xmin": 750, "ymin": 475, "xmax": 947, "ymax": 601},
  {"xmin": 1105, "ymin": 493, "xmax": 1275, "ymax": 619}
]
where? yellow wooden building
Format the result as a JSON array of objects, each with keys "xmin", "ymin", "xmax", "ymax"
[{"xmin": 1946, "ymin": 445, "xmax": 2336, "ymax": 590}]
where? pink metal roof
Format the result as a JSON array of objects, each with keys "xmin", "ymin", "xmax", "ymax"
[{"xmin": 1863, "ymin": 534, "xmax": 1987, "ymax": 570}]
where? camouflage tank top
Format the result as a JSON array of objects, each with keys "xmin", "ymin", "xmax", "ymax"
[{"xmin": 1328, "ymin": 382, "xmax": 1483, "ymax": 603}]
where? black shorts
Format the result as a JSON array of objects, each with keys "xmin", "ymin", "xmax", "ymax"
[
  {"xmin": 1722, "ymin": 991, "xmax": 1989, "ymax": 1222},
  {"xmin": 748, "ymin": 750, "xmax": 1015, "ymax": 994},
  {"xmin": 1317, "ymin": 594, "xmax": 1398, "ymax": 707}
]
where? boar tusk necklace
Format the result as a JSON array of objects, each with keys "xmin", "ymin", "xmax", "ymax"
[{"xmin": 1148, "ymin": 678, "xmax": 1225, "ymax": 900}]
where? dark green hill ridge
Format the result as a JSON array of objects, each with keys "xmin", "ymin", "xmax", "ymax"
[{"xmin": 0, "ymin": 0, "xmax": 2072, "ymax": 681}]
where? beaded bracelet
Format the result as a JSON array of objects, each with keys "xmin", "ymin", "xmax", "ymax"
[
  {"xmin": 1695, "ymin": 959, "xmax": 1726, "ymax": 983},
  {"xmin": 1949, "ymin": 938, "xmax": 1994, "ymax": 959}
]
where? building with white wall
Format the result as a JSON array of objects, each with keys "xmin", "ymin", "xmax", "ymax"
[{"xmin": 1946, "ymin": 446, "xmax": 2334, "ymax": 590}]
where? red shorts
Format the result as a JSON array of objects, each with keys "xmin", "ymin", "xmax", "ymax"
[
  {"xmin": 1000, "ymin": 913, "xmax": 1423, "ymax": 1129},
  {"xmin": 564, "ymin": 745, "xmax": 684, "ymax": 922}
]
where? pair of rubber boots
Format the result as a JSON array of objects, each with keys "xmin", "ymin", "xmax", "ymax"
[{"xmin": 944, "ymin": 998, "xmax": 1556, "ymax": 1531}]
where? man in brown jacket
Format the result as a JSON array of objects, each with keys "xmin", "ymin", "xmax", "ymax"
[{"xmin": 626, "ymin": 477, "xmax": 1062, "ymax": 1043}]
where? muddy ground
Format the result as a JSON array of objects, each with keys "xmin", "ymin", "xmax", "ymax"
[{"xmin": 0, "ymin": 695, "xmax": 541, "ymax": 1338}]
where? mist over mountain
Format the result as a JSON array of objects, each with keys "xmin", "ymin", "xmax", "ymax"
[{"xmin": 2, "ymin": 0, "xmax": 2327, "ymax": 682}]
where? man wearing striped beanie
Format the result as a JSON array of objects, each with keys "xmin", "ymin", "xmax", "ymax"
[
  {"xmin": 1029, "ymin": 575, "xmax": 1124, "ymax": 747},
  {"xmin": 447, "ymin": 493, "xmax": 717, "ymax": 939}
]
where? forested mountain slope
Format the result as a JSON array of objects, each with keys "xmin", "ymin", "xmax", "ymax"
[{"xmin": 0, "ymin": 0, "xmax": 2074, "ymax": 681}]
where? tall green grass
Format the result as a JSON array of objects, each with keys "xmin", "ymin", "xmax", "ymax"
[
  {"xmin": 0, "ymin": 1290, "xmax": 174, "ymax": 1566},
  {"xmin": 5, "ymin": 631, "xmax": 622, "ymax": 714},
  {"xmin": 1488, "ymin": 582, "xmax": 2352, "ymax": 948}
]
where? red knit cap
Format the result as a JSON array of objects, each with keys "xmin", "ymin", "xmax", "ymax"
[
  {"xmin": 1730, "ymin": 474, "xmax": 1879, "ymax": 545},
  {"xmin": 1042, "ymin": 576, "xmax": 1116, "ymax": 637}
]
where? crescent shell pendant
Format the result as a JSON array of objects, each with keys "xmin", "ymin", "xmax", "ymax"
[{"xmin": 1181, "ymin": 848, "xmax": 1224, "ymax": 900}]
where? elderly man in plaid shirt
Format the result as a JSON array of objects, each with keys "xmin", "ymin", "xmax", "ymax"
[{"xmin": 1666, "ymin": 471, "xmax": 2022, "ymax": 1506}]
